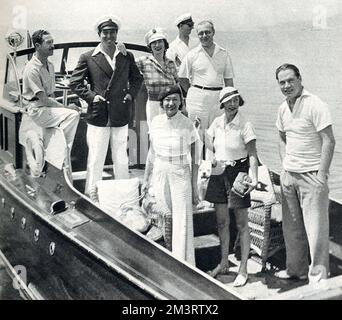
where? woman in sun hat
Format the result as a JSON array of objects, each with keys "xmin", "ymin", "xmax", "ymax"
[
  {"xmin": 142, "ymin": 85, "xmax": 200, "ymax": 265},
  {"xmin": 204, "ymin": 86, "xmax": 258, "ymax": 287},
  {"xmin": 136, "ymin": 28, "xmax": 180, "ymax": 128}
]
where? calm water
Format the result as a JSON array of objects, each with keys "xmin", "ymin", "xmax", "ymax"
[{"xmin": 1, "ymin": 26, "xmax": 342, "ymax": 202}]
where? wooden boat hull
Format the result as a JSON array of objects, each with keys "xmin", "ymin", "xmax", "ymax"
[{"xmin": 0, "ymin": 159, "xmax": 240, "ymax": 300}]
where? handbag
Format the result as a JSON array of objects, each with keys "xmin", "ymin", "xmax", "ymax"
[{"xmin": 231, "ymin": 172, "xmax": 252, "ymax": 198}]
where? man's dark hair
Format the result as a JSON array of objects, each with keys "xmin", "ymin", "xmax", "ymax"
[
  {"xmin": 32, "ymin": 30, "xmax": 50, "ymax": 47},
  {"xmin": 275, "ymin": 63, "xmax": 301, "ymax": 80}
]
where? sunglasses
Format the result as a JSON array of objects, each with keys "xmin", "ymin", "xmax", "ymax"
[{"xmin": 181, "ymin": 21, "xmax": 194, "ymax": 27}]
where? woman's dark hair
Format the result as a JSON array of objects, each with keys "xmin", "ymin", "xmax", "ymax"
[
  {"xmin": 158, "ymin": 85, "xmax": 183, "ymax": 110},
  {"xmin": 275, "ymin": 63, "xmax": 301, "ymax": 80},
  {"xmin": 220, "ymin": 95, "xmax": 245, "ymax": 109},
  {"xmin": 32, "ymin": 30, "xmax": 50, "ymax": 47}
]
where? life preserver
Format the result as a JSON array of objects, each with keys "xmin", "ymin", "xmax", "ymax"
[{"xmin": 25, "ymin": 130, "xmax": 44, "ymax": 177}]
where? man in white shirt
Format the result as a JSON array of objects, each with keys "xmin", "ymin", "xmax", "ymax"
[
  {"xmin": 178, "ymin": 20, "xmax": 234, "ymax": 141},
  {"xmin": 275, "ymin": 63, "xmax": 335, "ymax": 282},
  {"xmin": 166, "ymin": 13, "xmax": 198, "ymax": 68}
]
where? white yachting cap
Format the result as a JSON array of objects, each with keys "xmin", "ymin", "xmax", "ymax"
[
  {"xmin": 94, "ymin": 15, "xmax": 121, "ymax": 32},
  {"xmin": 144, "ymin": 28, "xmax": 168, "ymax": 46},
  {"xmin": 174, "ymin": 13, "xmax": 193, "ymax": 26}
]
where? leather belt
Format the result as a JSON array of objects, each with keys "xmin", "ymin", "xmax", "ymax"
[{"xmin": 193, "ymin": 84, "xmax": 223, "ymax": 91}]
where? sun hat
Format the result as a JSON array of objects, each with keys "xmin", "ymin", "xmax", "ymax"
[
  {"xmin": 144, "ymin": 28, "xmax": 168, "ymax": 46},
  {"xmin": 219, "ymin": 86, "xmax": 243, "ymax": 108}
]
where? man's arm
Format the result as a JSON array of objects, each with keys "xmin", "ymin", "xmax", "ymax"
[
  {"xmin": 36, "ymin": 91, "xmax": 64, "ymax": 108},
  {"xmin": 278, "ymin": 130, "xmax": 286, "ymax": 164},
  {"xmin": 317, "ymin": 125, "xmax": 335, "ymax": 182},
  {"xmin": 224, "ymin": 78, "xmax": 234, "ymax": 87},
  {"xmin": 69, "ymin": 53, "xmax": 97, "ymax": 105},
  {"xmin": 179, "ymin": 77, "xmax": 190, "ymax": 96}
]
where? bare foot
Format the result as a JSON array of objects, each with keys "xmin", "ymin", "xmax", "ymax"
[{"xmin": 207, "ymin": 264, "xmax": 229, "ymax": 278}]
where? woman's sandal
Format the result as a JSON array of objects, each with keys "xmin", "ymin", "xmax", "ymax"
[{"xmin": 233, "ymin": 273, "xmax": 248, "ymax": 287}]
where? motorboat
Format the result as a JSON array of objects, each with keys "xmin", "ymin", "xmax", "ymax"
[{"xmin": 1, "ymin": 33, "xmax": 342, "ymax": 300}]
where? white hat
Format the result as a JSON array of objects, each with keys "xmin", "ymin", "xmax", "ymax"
[
  {"xmin": 174, "ymin": 13, "xmax": 193, "ymax": 27},
  {"xmin": 144, "ymin": 28, "xmax": 168, "ymax": 46},
  {"xmin": 219, "ymin": 86, "xmax": 240, "ymax": 106},
  {"xmin": 94, "ymin": 15, "xmax": 121, "ymax": 33}
]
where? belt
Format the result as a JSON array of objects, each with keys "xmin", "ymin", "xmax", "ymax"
[
  {"xmin": 193, "ymin": 85, "xmax": 223, "ymax": 91},
  {"xmin": 223, "ymin": 157, "xmax": 247, "ymax": 167}
]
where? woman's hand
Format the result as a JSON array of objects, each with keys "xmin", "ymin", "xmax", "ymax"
[
  {"xmin": 243, "ymin": 179, "xmax": 258, "ymax": 195},
  {"xmin": 117, "ymin": 42, "xmax": 127, "ymax": 56}
]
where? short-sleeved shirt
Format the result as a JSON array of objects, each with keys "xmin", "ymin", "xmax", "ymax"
[
  {"xmin": 207, "ymin": 112, "xmax": 256, "ymax": 161},
  {"xmin": 22, "ymin": 54, "xmax": 55, "ymax": 103},
  {"xmin": 150, "ymin": 111, "xmax": 199, "ymax": 159},
  {"xmin": 178, "ymin": 43, "xmax": 234, "ymax": 87},
  {"xmin": 276, "ymin": 89, "xmax": 332, "ymax": 172},
  {"xmin": 166, "ymin": 36, "xmax": 199, "ymax": 68},
  {"xmin": 136, "ymin": 55, "xmax": 178, "ymax": 101}
]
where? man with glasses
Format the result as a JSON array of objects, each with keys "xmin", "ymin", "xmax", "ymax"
[
  {"xmin": 69, "ymin": 15, "xmax": 143, "ymax": 202},
  {"xmin": 166, "ymin": 13, "xmax": 198, "ymax": 68},
  {"xmin": 178, "ymin": 20, "xmax": 234, "ymax": 144}
]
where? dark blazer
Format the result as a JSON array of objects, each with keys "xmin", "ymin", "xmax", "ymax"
[{"xmin": 69, "ymin": 49, "xmax": 143, "ymax": 127}]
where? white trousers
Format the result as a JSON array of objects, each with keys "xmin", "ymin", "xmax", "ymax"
[
  {"xmin": 85, "ymin": 123, "xmax": 129, "ymax": 195},
  {"xmin": 28, "ymin": 106, "xmax": 79, "ymax": 151},
  {"xmin": 186, "ymin": 87, "xmax": 223, "ymax": 139},
  {"xmin": 146, "ymin": 99, "xmax": 165, "ymax": 129},
  {"xmin": 152, "ymin": 158, "xmax": 195, "ymax": 265}
]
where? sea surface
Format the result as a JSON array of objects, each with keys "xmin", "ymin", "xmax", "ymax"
[{"xmin": 1, "ymin": 26, "xmax": 342, "ymax": 202}]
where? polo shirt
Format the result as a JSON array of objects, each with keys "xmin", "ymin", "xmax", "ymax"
[
  {"xmin": 207, "ymin": 112, "xmax": 256, "ymax": 161},
  {"xmin": 166, "ymin": 36, "xmax": 199, "ymax": 67},
  {"xmin": 136, "ymin": 55, "xmax": 178, "ymax": 101},
  {"xmin": 150, "ymin": 111, "xmax": 199, "ymax": 159},
  {"xmin": 22, "ymin": 54, "xmax": 55, "ymax": 103},
  {"xmin": 178, "ymin": 43, "xmax": 234, "ymax": 87},
  {"xmin": 276, "ymin": 89, "xmax": 332, "ymax": 172}
]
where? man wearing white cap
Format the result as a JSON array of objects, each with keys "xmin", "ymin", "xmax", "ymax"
[
  {"xmin": 178, "ymin": 20, "xmax": 234, "ymax": 144},
  {"xmin": 70, "ymin": 15, "xmax": 143, "ymax": 201},
  {"xmin": 166, "ymin": 13, "xmax": 198, "ymax": 68},
  {"xmin": 136, "ymin": 28, "xmax": 178, "ymax": 128}
]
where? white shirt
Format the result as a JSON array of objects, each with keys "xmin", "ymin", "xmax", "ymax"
[
  {"xmin": 276, "ymin": 89, "xmax": 332, "ymax": 173},
  {"xmin": 178, "ymin": 43, "xmax": 234, "ymax": 87},
  {"xmin": 207, "ymin": 112, "xmax": 256, "ymax": 161},
  {"xmin": 92, "ymin": 43, "xmax": 120, "ymax": 71},
  {"xmin": 150, "ymin": 112, "xmax": 199, "ymax": 159},
  {"xmin": 166, "ymin": 36, "xmax": 199, "ymax": 68},
  {"xmin": 22, "ymin": 54, "xmax": 56, "ymax": 101}
]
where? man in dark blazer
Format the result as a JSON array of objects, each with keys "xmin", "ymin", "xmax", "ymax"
[{"xmin": 69, "ymin": 15, "xmax": 143, "ymax": 202}]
